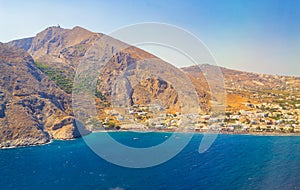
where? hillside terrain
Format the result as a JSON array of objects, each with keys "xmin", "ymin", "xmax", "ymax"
[
  {"xmin": 8, "ymin": 26, "xmax": 189, "ymax": 117},
  {"xmin": 183, "ymin": 64, "xmax": 300, "ymax": 111},
  {"xmin": 2, "ymin": 26, "xmax": 300, "ymax": 148},
  {"xmin": 0, "ymin": 43, "xmax": 89, "ymax": 148}
]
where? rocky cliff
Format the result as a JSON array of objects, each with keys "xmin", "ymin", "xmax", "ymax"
[{"xmin": 0, "ymin": 43, "xmax": 90, "ymax": 148}]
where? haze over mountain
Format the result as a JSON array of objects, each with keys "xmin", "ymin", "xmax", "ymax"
[{"xmin": 1, "ymin": 26, "xmax": 300, "ymax": 148}]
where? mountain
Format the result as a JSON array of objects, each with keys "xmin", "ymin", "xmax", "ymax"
[
  {"xmin": 3, "ymin": 26, "xmax": 198, "ymax": 147},
  {"xmin": 0, "ymin": 43, "xmax": 89, "ymax": 148},
  {"xmin": 7, "ymin": 26, "xmax": 189, "ymax": 113},
  {"xmin": 3, "ymin": 26, "xmax": 300, "ymax": 146},
  {"xmin": 8, "ymin": 26, "xmax": 300, "ymax": 113},
  {"xmin": 7, "ymin": 26, "xmax": 98, "ymax": 78}
]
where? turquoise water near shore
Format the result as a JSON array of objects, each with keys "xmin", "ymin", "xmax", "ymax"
[{"xmin": 0, "ymin": 132, "xmax": 300, "ymax": 190}]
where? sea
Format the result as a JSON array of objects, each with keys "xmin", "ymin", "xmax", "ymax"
[{"xmin": 0, "ymin": 132, "xmax": 300, "ymax": 190}]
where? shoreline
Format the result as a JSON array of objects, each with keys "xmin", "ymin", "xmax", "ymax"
[
  {"xmin": 1, "ymin": 130, "xmax": 300, "ymax": 150},
  {"xmin": 0, "ymin": 139, "xmax": 53, "ymax": 150},
  {"xmin": 91, "ymin": 129, "xmax": 300, "ymax": 136}
]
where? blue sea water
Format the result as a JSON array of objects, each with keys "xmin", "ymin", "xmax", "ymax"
[{"xmin": 0, "ymin": 132, "xmax": 300, "ymax": 190}]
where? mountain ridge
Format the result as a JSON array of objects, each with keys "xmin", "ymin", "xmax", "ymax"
[
  {"xmin": 7, "ymin": 26, "xmax": 300, "ymax": 113},
  {"xmin": 1, "ymin": 26, "xmax": 299, "ymax": 147}
]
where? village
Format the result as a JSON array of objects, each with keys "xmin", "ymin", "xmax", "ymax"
[{"xmin": 95, "ymin": 97, "xmax": 300, "ymax": 134}]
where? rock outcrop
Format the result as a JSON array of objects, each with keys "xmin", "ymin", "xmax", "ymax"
[{"xmin": 0, "ymin": 43, "xmax": 90, "ymax": 148}]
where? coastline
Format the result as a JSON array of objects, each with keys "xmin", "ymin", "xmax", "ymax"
[
  {"xmin": 91, "ymin": 129, "xmax": 300, "ymax": 136},
  {"xmin": 0, "ymin": 139, "xmax": 53, "ymax": 150},
  {"xmin": 1, "ymin": 130, "xmax": 300, "ymax": 150}
]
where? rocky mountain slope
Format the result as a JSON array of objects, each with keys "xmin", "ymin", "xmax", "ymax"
[
  {"xmin": 4, "ymin": 26, "xmax": 300, "ymax": 140},
  {"xmin": 0, "ymin": 43, "xmax": 89, "ymax": 148},
  {"xmin": 8, "ymin": 26, "xmax": 300, "ymax": 113},
  {"xmin": 8, "ymin": 26, "xmax": 99, "ymax": 79},
  {"xmin": 8, "ymin": 26, "xmax": 187, "ymax": 113},
  {"xmin": 3, "ymin": 26, "xmax": 196, "ymax": 147},
  {"xmin": 183, "ymin": 64, "xmax": 300, "ymax": 112}
]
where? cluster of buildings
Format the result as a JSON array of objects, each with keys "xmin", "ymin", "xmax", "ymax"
[
  {"xmin": 199, "ymin": 101, "xmax": 300, "ymax": 133},
  {"xmin": 209, "ymin": 106, "xmax": 299, "ymax": 134},
  {"xmin": 99, "ymin": 99, "xmax": 300, "ymax": 134}
]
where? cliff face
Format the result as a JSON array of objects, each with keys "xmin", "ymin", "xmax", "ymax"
[{"xmin": 0, "ymin": 43, "xmax": 89, "ymax": 148}]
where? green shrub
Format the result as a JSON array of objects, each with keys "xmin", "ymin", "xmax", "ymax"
[
  {"xmin": 35, "ymin": 62, "xmax": 107, "ymax": 100},
  {"xmin": 35, "ymin": 62, "xmax": 73, "ymax": 94}
]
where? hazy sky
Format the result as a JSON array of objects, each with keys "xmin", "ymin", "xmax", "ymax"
[{"xmin": 1, "ymin": 0, "xmax": 300, "ymax": 76}]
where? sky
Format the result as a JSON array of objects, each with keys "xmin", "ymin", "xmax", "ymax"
[{"xmin": 0, "ymin": 0, "xmax": 300, "ymax": 76}]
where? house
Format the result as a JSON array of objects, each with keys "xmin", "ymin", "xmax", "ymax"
[
  {"xmin": 230, "ymin": 115, "xmax": 240, "ymax": 120},
  {"xmin": 117, "ymin": 116, "xmax": 124, "ymax": 121},
  {"xmin": 227, "ymin": 126, "xmax": 235, "ymax": 132},
  {"xmin": 250, "ymin": 120, "xmax": 259, "ymax": 125},
  {"xmin": 200, "ymin": 115, "xmax": 210, "ymax": 120},
  {"xmin": 105, "ymin": 109, "xmax": 119, "ymax": 116},
  {"xmin": 155, "ymin": 124, "xmax": 166, "ymax": 129},
  {"xmin": 137, "ymin": 111, "xmax": 147, "ymax": 116},
  {"xmin": 239, "ymin": 110, "xmax": 253, "ymax": 116},
  {"xmin": 294, "ymin": 126, "xmax": 300, "ymax": 133},
  {"xmin": 242, "ymin": 125, "xmax": 250, "ymax": 131}
]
